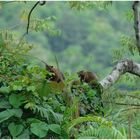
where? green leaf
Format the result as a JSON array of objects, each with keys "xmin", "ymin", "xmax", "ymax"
[
  {"xmin": 13, "ymin": 85, "xmax": 22, "ymax": 91},
  {"xmin": 27, "ymin": 118, "xmax": 42, "ymax": 124},
  {"xmin": 9, "ymin": 94, "xmax": 25, "ymax": 108},
  {"xmin": 30, "ymin": 122, "xmax": 49, "ymax": 138},
  {"xmin": 16, "ymin": 129, "xmax": 30, "ymax": 139},
  {"xmin": 0, "ymin": 33, "xmax": 5, "ymax": 47},
  {"xmin": 0, "ymin": 109, "xmax": 14, "ymax": 123},
  {"xmin": 38, "ymin": 81, "xmax": 52, "ymax": 97},
  {"xmin": 0, "ymin": 86, "xmax": 10, "ymax": 94},
  {"xmin": 8, "ymin": 122, "xmax": 24, "ymax": 137},
  {"xmin": 87, "ymin": 89, "xmax": 95, "ymax": 98},
  {"xmin": 0, "ymin": 129, "xmax": 1, "ymax": 138},
  {"xmin": 66, "ymin": 116, "xmax": 112, "ymax": 134},
  {"xmin": 20, "ymin": 9, "xmax": 28, "ymax": 22},
  {"xmin": 13, "ymin": 109, "xmax": 23, "ymax": 118},
  {"xmin": 0, "ymin": 109, "xmax": 22, "ymax": 123},
  {"xmin": 49, "ymin": 124, "xmax": 61, "ymax": 135},
  {"xmin": 78, "ymin": 126, "xmax": 127, "ymax": 139},
  {"xmin": 27, "ymin": 85, "xmax": 36, "ymax": 92},
  {"xmin": 0, "ymin": 99, "xmax": 11, "ymax": 109}
]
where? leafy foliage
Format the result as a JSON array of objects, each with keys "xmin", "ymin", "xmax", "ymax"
[
  {"xmin": 68, "ymin": 1, "xmax": 112, "ymax": 10},
  {"xmin": 30, "ymin": 122, "xmax": 49, "ymax": 138},
  {"xmin": 8, "ymin": 122, "xmax": 24, "ymax": 138},
  {"xmin": 0, "ymin": 31, "xmax": 63, "ymax": 138},
  {"xmin": 0, "ymin": 31, "xmax": 113, "ymax": 138},
  {"xmin": 0, "ymin": 1, "xmax": 140, "ymax": 139},
  {"xmin": 29, "ymin": 17, "xmax": 61, "ymax": 36},
  {"xmin": 78, "ymin": 125, "xmax": 127, "ymax": 139}
]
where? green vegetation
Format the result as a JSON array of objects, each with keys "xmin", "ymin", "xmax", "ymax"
[{"xmin": 0, "ymin": 1, "xmax": 140, "ymax": 139}]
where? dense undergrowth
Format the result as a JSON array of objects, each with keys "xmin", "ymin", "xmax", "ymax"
[
  {"xmin": 0, "ymin": 1, "xmax": 140, "ymax": 139},
  {"xmin": 1, "ymin": 29, "xmax": 140, "ymax": 139},
  {"xmin": 0, "ymin": 31, "xmax": 129, "ymax": 139}
]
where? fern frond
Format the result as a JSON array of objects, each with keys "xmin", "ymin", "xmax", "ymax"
[
  {"xmin": 32, "ymin": 104, "xmax": 63, "ymax": 123},
  {"xmin": 66, "ymin": 115, "xmax": 112, "ymax": 134},
  {"xmin": 78, "ymin": 126, "xmax": 127, "ymax": 139}
]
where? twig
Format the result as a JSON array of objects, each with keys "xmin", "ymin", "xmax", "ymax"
[
  {"xmin": 103, "ymin": 100, "xmax": 140, "ymax": 107},
  {"xmin": 126, "ymin": 94, "xmax": 140, "ymax": 100},
  {"xmin": 54, "ymin": 55, "xmax": 64, "ymax": 83},
  {"xmin": 26, "ymin": 1, "xmax": 46, "ymax": 34},
  {"xmin": 118, "ymin": 93, "xmax": 140, "ymax": 100},
  {"xmin": 128, "ymin": 114, "xmax": 132, "ymax": 139},
  {"xmin": 1, "ymin": 1, "xmax": 20, "ymax": 5},
  {"xmin": 120, "ymin": 106, "xmax": 140, "ymax": 113},
  {"xmin": 26, "ymin": 1, "xmax": 40, "ymax": 34}
]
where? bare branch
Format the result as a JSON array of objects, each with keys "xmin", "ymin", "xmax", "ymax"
[
  {"xmin": 26, "ymin": 1, "xmax": 40, "ymax": 34},
  {"xmin": 100, "ymin": 59, "xmax": 140, "ymax": 89},
  {"xmin": 26, "ymin": 1, "xmax": 46, "ymax": 34}
]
